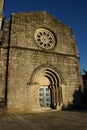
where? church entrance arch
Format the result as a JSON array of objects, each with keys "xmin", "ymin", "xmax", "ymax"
[{"xmin": 31, "ymin": 66, "xmax": 63, "ymax": 109}]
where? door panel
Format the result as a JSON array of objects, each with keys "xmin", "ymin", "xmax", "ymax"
[{"xmin": 39, "ymin": 86, "xmax": 51, "ymax": 108}]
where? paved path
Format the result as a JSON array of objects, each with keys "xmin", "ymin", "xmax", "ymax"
[{"xmin": 0, "ymin": 110, "xmax": 87, "ymax": 130}]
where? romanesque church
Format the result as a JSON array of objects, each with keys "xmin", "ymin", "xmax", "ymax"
[{"xmin": 0, "ymin": 0, "xmax": 83, "ymax": 112}]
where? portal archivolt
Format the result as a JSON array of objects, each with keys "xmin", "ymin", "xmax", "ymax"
[{"xmin": 31, "ymin": 66, "xmax": 63, "ymax": 109}]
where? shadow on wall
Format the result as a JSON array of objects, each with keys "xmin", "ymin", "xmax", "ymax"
[
  {"xmin": 62, "ymin": 86, "xmax": 87, "ymax": 111},
  {"xmin": 0, "ymin": 98, "xmax": 6, "ymax": 109}
]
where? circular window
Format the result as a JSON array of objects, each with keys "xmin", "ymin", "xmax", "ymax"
[{"xmin": 34, "ymin": 28, "xmax": 56, "ymax": 49}]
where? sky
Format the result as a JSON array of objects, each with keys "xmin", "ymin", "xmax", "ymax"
[{"xmin": 3, "ymin": 0, "xmax": 87, "ymax": 74}]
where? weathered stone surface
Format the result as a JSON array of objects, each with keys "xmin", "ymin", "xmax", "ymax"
[
  {"xmin": 0, "ymin": 111, "xmax": 87, "ymax": 130},
  {"xmin": 10, "ymin": 12, "xmax": 79, "ymax": 57},
  {"xmin": 0, "ymin": 11, "xmax": 83, "ymax": 112}
]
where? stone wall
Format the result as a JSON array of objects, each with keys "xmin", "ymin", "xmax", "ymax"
[
  {"xmin": 0, "ymin": 0, "xmax": 5, "ymax": 15},
  {"xmin": 10, "ymin": 12, "xmax": 79, "ymax": 56},
  {"xmin": 0, "ymin": 11, "xmax": 83, "ymax": 112},
  {"xmin": 7, "ymin": 48, "xmax": 82, "ymax": 111},
  {"xmin": 0, "ymin": 20, "xmax": 10, "ymax": 107},
  {"xmin": 5, "ymin": 11, "xmax": 83, "ymax": 112}
]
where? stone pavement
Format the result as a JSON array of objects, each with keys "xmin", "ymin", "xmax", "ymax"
[{"xmin": 0, "ymin": 110, "xmax": 87, "ymax": 130}]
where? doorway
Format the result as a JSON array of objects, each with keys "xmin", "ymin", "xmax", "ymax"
[
  {"xmin": 31, "ymin": 66, "xmax": 63, "ymax": 110},
  {"xmin": 39, "ymin": 86, "xmax": 51, "ymax": 108}
]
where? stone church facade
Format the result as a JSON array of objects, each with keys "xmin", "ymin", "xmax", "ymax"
[{"xmin": 0, "ymin": 0, "xmax": 83, "ymax": 112}]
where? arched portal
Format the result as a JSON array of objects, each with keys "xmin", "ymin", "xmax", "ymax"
[{"xmin": 31, "ymin": 66, "xmax": 63, "ymax": 109}]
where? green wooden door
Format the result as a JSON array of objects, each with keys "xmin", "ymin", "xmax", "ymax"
[{"xmin": 39, "ymin": 86, "xmax": 51, "ymax": 108}]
